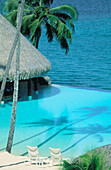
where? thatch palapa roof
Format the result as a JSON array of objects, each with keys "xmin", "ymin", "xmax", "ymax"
[{"xmin": 0, "ymin": 14, "xmax": 51, "ymax": 82}]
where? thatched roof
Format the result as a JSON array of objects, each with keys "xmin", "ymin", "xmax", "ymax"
[{"xmin": 0, "ymin": 14, "xmax": 51, "ymax": 82}]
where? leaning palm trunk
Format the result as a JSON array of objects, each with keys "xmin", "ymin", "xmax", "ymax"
[
  {"xmin": 0, "ymin": 0, "xmax": 25, "ymax": 104},
  {"xmin": 6, "ymin": 0, "xmax": 25, "ymax": 153}
]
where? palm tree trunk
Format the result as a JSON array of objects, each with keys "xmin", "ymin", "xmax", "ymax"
[
  {"xmin": 0, "ymin": 0, "xmax": 25, "ymax": 104},
  {"xmin": 35, "ymin": 27, "xmax": 41, "ymax": 49},
  {"xmin": 6, "ymin": 0, "xmax": 25, "ymax": 153}
]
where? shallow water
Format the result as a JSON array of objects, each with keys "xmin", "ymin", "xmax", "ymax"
[{"xmin": 0, "ymin": 85, "xmax": 111, "ymax": 158}]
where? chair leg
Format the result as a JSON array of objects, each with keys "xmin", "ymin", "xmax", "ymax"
[{"xmin": 36, "ymin": 158, "xmax": 37, "ymax": 165}]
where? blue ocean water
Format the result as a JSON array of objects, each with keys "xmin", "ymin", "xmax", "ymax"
[
  {"xmin": 38, "ymin": 0, "xmax": 111, "ymax": 90},
  {"xmin": 0, "ymin": 0, "xmax": 111, "ymax": 90}
]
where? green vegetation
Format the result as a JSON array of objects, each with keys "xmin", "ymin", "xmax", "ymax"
[
  {"xmin": 3, "ymin": 0, "xmax": 77, "ymax": 53},
  {"xmin": 62, "ymin": 150, "xmax": 106, "ymax": 170}
]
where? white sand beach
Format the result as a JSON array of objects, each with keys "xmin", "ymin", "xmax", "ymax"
[{"xmin": 0, "ymin": 152, "xmax": 60, "ymax": 170}]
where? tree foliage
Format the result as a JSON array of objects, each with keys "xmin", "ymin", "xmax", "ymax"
[
  {"xmin": 62, "ymin": 150, "xmax": 106, "ymax": 170},
  {"xmin": 4, "ymin": 0, "xmax": 77, "ymax": 53}
]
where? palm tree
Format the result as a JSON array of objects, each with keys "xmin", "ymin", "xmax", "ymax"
[
  {"xmin": 6, "ymin": 0, "xmax": 25, "ymax": 153},
  {"xmin": 4, "ymin": 0, "xmax": 77, "ymax": 54},
  {"xmin": 0, "ymin": 0, "xmax": 25, "ymax": 104}
]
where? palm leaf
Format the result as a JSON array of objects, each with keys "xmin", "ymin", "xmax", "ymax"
[
  {"xmin": 40, "ymin": 0, "xmax": 54, "ymax": 6},
  {"xmin": 47, "ymin": 14, "xmax": 70, "ymax": 54},
  {"xmin": 60, "ymin": 37, "xmax": 69, "ymax": 54},
  {"xmin": 23, "ymin": 4, "xmax": 32, "ymax": 15},
  {"xmin": 62, "ymin": 160, "xmax": 83, "ymax": 170},
  {"xmin": 3, "ymin": 0, "xmax": 31, "ymax": 14},
  {"xmin": 29, "ymin": 18, "xmax": 43, "ymax": 45},
  {"xmin": 45, "ymin": 22, "xmax": 54, "ymax": 42},
  {"xmin": 51, "ymin": 12, "xmax": 72, "ymax": 20},
  {"xmin": 48, "ymin": 14, "xmax": 72, "ymax": 42},
  {"xmin": 22, "ymin": 14, "xmax": 34, "ymax": 33},
  {"xmin": 22, "ymin": 14, "xmax": 35, "ymax": 26},
  {"xmin": 48, "ymin": 14, "xmax": 60, "ymax": 28},
  {"xmin": 25, "ymin": 0, "xmax": 39, "ymax": 7},
  {"xmin": 5, "ymin": 10, "xmax": 17, "ymax": 26},
  {"xmin": 30, "ymin": 19, "xmax": 40, "ymax": 38},
  {"xmin": 3, "ymin": 0, "xmax": 18, "ymax": 12},
  {"xmin": 50, "ymin": 4, "xmax": 77, "ymax": 20},
  {"xmin": 51, "ymin": 12, "xmax": 74, "ymax": 30},
  {"xmin": 23, "ymin": 8, "xmax": 32, "ymax": 14}
]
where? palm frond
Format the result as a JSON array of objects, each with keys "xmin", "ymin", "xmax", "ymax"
[
  {"xmin": 5, "ymin": 10, "xmax": 17, "ymax": 26},
  {"xmin": 22, "ymin": 14, "xmax": 34, "ymax": 33},
  {"xmin": 23, "ymin": 4, "xmax": 32, "ymax": 15},
  {"xmin": 62, "ymin": 160, "xmax": 83, "ymax": 170},
  {"xmin": 29, "ymin": 26, "xmax": 42, "ymax": 49},
  {"xmin": 30, "ymin": 19, "xmax": 40, "ymax": 38},
  {"xmin": 48, "ymin": 14, "xmax": 60, "ymax": 28},
  {"xmin": 22, "ymin": 14, "xmax": 34, "ymax": 26},
  {"xmin": 51, "ymin": 12, "xmax": 71, "ymax": 20},
  {"xmin": 35, "ymin": 27, "xmax": 41, "ymax": 48},
  {"xmin": 3, "ymin": 0, "xmax": 77, "ymax": 53},
  {"xmin": 3, "ymin": 0, "xmax": 31, "ymax": 14},
  {"xmin": 60, "ymin": 37, "xmax": 69, "ymax": 54},
  {"xmin": 3, "ymin": 0, "xmax": 18, "ymax": 12},
  {"xmin": 25, "ymin": 0, "xmax": 39, "ymax": 7},
  {"xmin": 29, "ymin": 18, "xmax": 43, "ymax": 46},
  {"xmin": 24, "ymin": 3, "xmax": 31, "ymax": 9},
  {"xmin": 51, "ymin": 12, "xmax": 75, "ymax": 30},
  {"xmin": 40, "ymin": 0, "xmax": 54, "ymax": 7},
  {"xmin": 48, "ymin": 14, "xmax": 72, "ymax": 42},
  {"xmin": 50, "ymin": 4, "xmax": 77, "ymax": 20},
  {"xmin": 23, "ymin": 8, "xmax": 32, "ymax": 14},
  {"xmin": 45, "ymin": 21, "xmax": 54, "ymax": 42}
]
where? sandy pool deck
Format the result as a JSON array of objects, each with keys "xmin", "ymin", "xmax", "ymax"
[
  {"xmin": 1, "ymin": 145, "xmax": 111, "ymax": 169},
  {"xmin": 0, "ymin": 152, "xmax": 60, "ymax": 170}
]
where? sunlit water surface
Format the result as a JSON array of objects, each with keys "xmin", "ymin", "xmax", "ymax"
[{"xmin": 0, "ymin": 85, "xmax": 111, "ymax": 159}]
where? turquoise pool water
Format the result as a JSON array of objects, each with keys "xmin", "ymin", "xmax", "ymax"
[{"xmin": 0, "ymin": 85, "xmax": 111, "ymax": 159}]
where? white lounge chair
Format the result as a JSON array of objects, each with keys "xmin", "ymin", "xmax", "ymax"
[
  {"xmin": 27, "ymin": 145, "xmax": 49, "ymax": 166},
  {"xmin": 49, "ymin": 147, "xmax": 70, "ymax": 166}
]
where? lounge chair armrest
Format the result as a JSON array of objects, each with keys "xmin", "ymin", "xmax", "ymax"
[{"xmin": 40, "ymin": 157, "xmax": 48, "ymax": 160}]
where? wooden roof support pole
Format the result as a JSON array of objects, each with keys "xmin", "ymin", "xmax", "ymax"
[
  {"xmin": 0, "ymin": 82, "xmax": 4, "ymax": 105},
  {"xmin": 1, "ymin": 96, "xmax": 4, "ymax": 105},
  {"xmin": 33, "ymin": 78, "xmax": 39, "ymax": 94},
  {"xmin": 28, "ymin": 79, "xmax": 32, "ymax": 100}
]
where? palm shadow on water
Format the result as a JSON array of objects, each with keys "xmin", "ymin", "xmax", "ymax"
[
  {"xmin": 79, "ymin": 106, "xmax": 109, "ymax": 117},
  {"xmin": 23, "ymin": 116, "xmax": 71, "ymax": 127},
  {"xmin": 62, "ymin": 124, "xmax": 111, "ymax": 154},
  {"xmin": 0, "ymin": 116, "xmax": 70, "ymax": 152},
  {"xmin": 1, "ymin": 106, "xmax": 110, "ymax": 156},
  {"xmin": 60, "ymin": 106, "xmax": 111, "ymax": 154},
  {"xmin": 0, "ymin": 127, "xmax": 54, "ymax": 152},
  {"xmin": 20, "ymin": 105, "xmax": 111, "ymax": 156},
  {"xmin": 21, "ymin": 116, "xmax": 88, "ymax": 156}
]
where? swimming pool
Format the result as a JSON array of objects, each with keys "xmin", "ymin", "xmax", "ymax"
[{"xmin": 0, "ymin": 84, "xmax": 111, "ymax": 159}]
